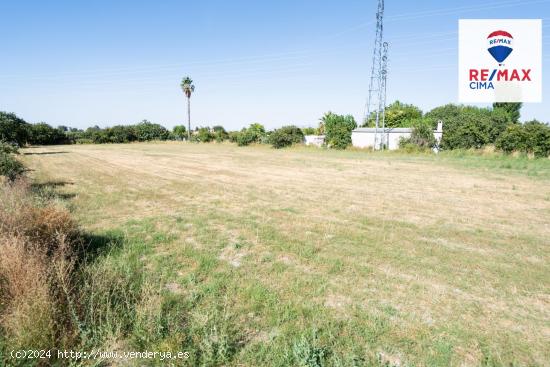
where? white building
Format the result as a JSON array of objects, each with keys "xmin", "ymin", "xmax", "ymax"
[
  {"xmin": 352, "ymin": 121, "xmax": 443, "ymax": 150},
  {"xmin": 304, "ymin": 135, "xmax": 325, "ymax": 147}
]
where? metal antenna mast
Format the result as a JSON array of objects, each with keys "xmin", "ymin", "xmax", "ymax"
[
  {"xmin": 379, "ymin": 42, "xmax": 389, "ymax": 149},
  {"xmin": 364, "ymin": 0, "xmax": 385, "ymax": 150}
]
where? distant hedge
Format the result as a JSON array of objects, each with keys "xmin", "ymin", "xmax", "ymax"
[
  {"xmin": 269, "ymin": 126, "xmax": 304, "ymax": 149},
  {"xmin": 496, "ymin": 120, "xmax": 550, "ymax": 158},
  {"xmin": 1, "ymin": 107, "xmax": 549, "ymax": 157},
  {"xmin": 425, "ymin": 104, "xmax": 511, "ymax": 150}
]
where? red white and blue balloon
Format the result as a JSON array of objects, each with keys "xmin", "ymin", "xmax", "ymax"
[{"xmin": 487, "ymin": 30, "xmax": 514, "ymax": 64}]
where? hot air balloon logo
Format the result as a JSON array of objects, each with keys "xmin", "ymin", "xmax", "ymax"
[{"xmin": 487, "ymin": 30, "xmax": 514, "ymax": 64}]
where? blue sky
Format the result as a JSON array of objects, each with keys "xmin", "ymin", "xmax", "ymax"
[{"xmin": 1, "ymin": 0, "xmax": 548, "ymax": 130}]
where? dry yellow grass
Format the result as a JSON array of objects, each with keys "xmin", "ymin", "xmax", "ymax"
[{"xmin": 22, "ymin": 142, "xmax": 550, "ymax": 366}]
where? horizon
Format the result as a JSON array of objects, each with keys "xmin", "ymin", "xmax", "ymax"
[{"xmin": 1, "ymin": 0, "xmax": 548, "ymax": 130}]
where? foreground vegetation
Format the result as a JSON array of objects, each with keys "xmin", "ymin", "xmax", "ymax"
[{"xmin": 1, "ymin": 142, "xmax": 547, "ymax": 366}]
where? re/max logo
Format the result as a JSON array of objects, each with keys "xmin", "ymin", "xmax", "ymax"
[
  {"xmin": 488, "ymin": 38, "xmax": 512, "ymax": 45},
  {"xmin": 469, "ymin": 69, "xmax": 532, "ymax": 81}
]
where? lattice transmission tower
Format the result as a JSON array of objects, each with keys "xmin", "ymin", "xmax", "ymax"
[{"xmin": 363, "ymin": 0, "xmax": 389, "ymax": 150}]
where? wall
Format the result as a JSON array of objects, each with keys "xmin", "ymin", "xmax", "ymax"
[
  {"xmin": 352, "ymin": 122, "xmax": 443, "ymax": 150},
  {"xmin": 304, "ymin": 135, "xmax": 325, "ymax": 147}
]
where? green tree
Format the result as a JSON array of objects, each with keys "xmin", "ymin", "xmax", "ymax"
[
  {"xmin": 172, "ymin": 125, "xmax": 187, "ymax": 140},
  {"xmin": 425, "ymin": 104, "xmax": 511, "ymax": 150},
  {"xmin": 322, "ymin": 112, "xmax": 357, "ymax": 149},
  {"xmin": 524, "ymin": 120, "xmax": 550, "ymax": 158},
  {"xmin": 269, "ymin": 126, "xmax": 304, "ymax": 148},
  {"xmin": 0, "ymin": 141, "xmax": 19, "ymax": 155},
  {"xmin": 106, "ymin": 125, "xmax": 137, "ymax": 143},
  {"xmin": 134, "ymin": 120, "xmax": 170, "ymax": 141},
  {"xmin": 234, "ymin": 123, "xmax": 266, "ymax": 146},
  {"xmin": 0, "ymin": 112, "xmax": 29, "ymax": 146},
  {"xmin": 180, "ymin": 76, "xmax": 195, "ymax": 141},
  {"xmin": 496, "ymin": 120, "xmax": 550, "ymax": 157},
  {"xmin": 0, "ymin": 152, "xmax": 25, "ymax": 181},
  {"xmin": 495, "ymin": 124, "xmax": 527, "ymax": 154},
  {"xmin": 365, "ymin": 101, "xmax": 422, "ymax": 128},
  {"xmin": 493, "ymin": 102, "xmax": 522, "ymax": 123},
  {"xmin": 195, "ymin": 127, "xmax": 214, "ymax": 142},
  {"xmin": 399, "ymin": 119, "xmax": 436, "ymax": 150},
  {"xmin": 212, "ymin": 126, "xmax": 228, "ymax": 142},
  {"xmin": 27, "ymin": 123, "xmax": 67, "ymax": 145}
]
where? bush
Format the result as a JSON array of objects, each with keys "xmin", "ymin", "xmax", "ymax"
[
  {"xmin": 496, "ymin": 120, "xmax": 550, "ymax": 158},
  {"xmin": 425, "ymin": 104, "xmax": 512, "ymax": 150},
  {"xmin": 235, "ymin": 130, "xmax": 257, "ymax": 146},
  {"xmin": 493, "ymin": 102, "xmax": 522, "ymax": 123},
  {"xmin": 234, "ymin": 123, "xmax": 266, "ymax": 146},
  {"xmin": 106, "ymin": 125, "xmax": 137, "ymax": 143},
  {"xmin": 27, "ymin": 122, "xmax": 68, "ymax": 145},
  {"xmin": 399, "ymin": 120, "xmax": 437, "ymax": 151},
  {"xmin": 212, "ymin": 126, "xmax": 229, "ymax": 142},
  {"xmin": 0, "ymin": 111, "xmax": 29, "ymax": 146},
  {"xmin": 269, "ymin": 126, "xmax": 304, "ymax": 148},
  {"xmin": 495, "ymin": 124, "xmax": 526, "ymax": 154},
  {"xmin": 0, "ymin": 141, "xmax": 19, "ymax": 155},
  {"xmin": 172, "ymin": 125, "xmax": 187, "ymax": 140},
  {"xmin": 0, "ymin": 181, "xmax": 81, "ymax": 353},
  {"xmin": 134, "ymin": 120, "xmax": 170, "ymax": 142},
  {"xmin": 0, "ymin": 151, "xmax": 25, "ymax": 181},
  {"xmin": 322, "ymin": 112, "xmax": 357, "ymax": 149},
  {"xmin": 194, "ymin": 127, "xmax": 215, "ymax": 143}
]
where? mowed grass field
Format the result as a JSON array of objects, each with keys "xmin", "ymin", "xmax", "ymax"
[{"xmin": 23, "ymin": 142, "xmax": 550, "ymax": 366}]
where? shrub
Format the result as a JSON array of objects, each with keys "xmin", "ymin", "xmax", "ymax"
[
  {"xmin": 496, "ymin": 120, "xmax": 550, "ymax": 158},
  {"xmin": 27, "ymin": 122, "xmax": 68, "ymax": 145},
  {"xmin": 234, "ymin": 123, "xmax": 266, "ymax": 146},
  {"xmin": 194, "ymin": 127, "xmax": 215, "ymax": 142},
  {"xmin": 0, "ymin": 181, "xmax": 81, "ymax": 353},
  {"xmin": 0, "ymin": 181, "xmax": 78, "ymax": 253},
  {"xmin": 0, "ymin": 141, "xmax": 19, "ymax": 155},
  {"xmin": 134, "ymin": 120, "xmax": 170, "ymax": 142},
  {"xmin": 493, "ymin": 102, "xmax": 522, "ymax": 123},
  {"xmin": 235, "ymin": 130, "xmax": 257, "ymax": 146},
  {"xmin": 425, "ymin": 104, "xmax": 512, "ymax": 150},
  {"xmin": 212, "ymin": 126, "xmax": 229, "ymax": 142},
  {"xmin": 495, "ymin": 124, "xmax": 526, "ymax": 154},
  {"xmin": 269, "ymin": 126, "xmax": 304, "ymax": 149},
  {"xmin": 228, "ymin": 131, "xmax": 240, "ymax": 143},
  {"xmin": 323, "ymin": 112, "xmax": 357, "ymax": 149},
  {"xmin": 0, "ymin": 111, "xmax": 29, "ymax": 146},
  {"xmin": 0, "ymin": 151, "xmax": 25, "ymax": 181},
  {"xmin": 399, "ymin": 120, "xmax": 436, "ymax": 151},
  {"xmin": 106, "ymin": 125, "xmax": 137, "ymax": 143},
  {"xmin": 0, "ymin": 235, "xmax": 57, "ymax": 351},
  {"xmin": 172, "ymin": 125, "xmax": 187, "ymax": 140}
]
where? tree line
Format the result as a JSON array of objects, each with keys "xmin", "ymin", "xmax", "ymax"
[{"xmin": 1, "ymin": 101, "xmax": 549, "ymax": 158}]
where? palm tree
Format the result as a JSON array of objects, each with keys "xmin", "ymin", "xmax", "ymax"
[{"xmin": 180, "ymin": 76, "xmax": 195, "ymax": 140}]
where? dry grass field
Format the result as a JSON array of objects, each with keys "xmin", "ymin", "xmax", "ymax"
[{"xmin": 22, "ymin": 142, "xmax": 550, "ymax": 366}]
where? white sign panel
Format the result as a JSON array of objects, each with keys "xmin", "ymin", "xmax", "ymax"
[{"xmin": 459, "ymin": 19, "xmax": 542, "ymax": 103}]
